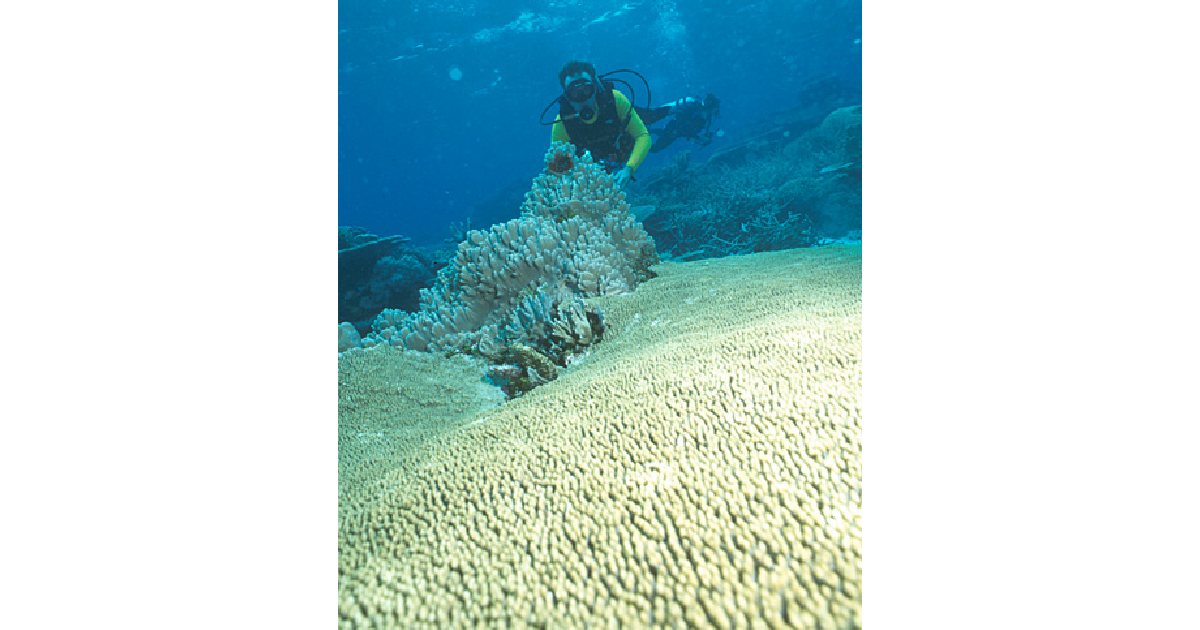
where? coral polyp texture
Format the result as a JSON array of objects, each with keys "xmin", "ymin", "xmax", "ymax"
[
  {"xmin": 349, "ymin": 143, "xmax": 658, "ymax": 394},
  {"xmin": 338, "ymin": 245, "xmax": 863, "ymax": 628},
  {"xmin": 634, "ymin": 105, "xmax": 861, "ymax": 260}
]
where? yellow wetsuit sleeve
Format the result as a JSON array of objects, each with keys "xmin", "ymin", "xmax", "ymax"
[
  {"xmin": 551, "ymin": 114, "xmax": 570, "ymax": 144},
  {"xmin": 613, "ymin": 91, "xmax": 651, "ymax": 172}
]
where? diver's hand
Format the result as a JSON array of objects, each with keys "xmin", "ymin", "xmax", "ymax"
[{"xmin": 613, "ymin": 166, "xmax": 633, "ymax": 188}]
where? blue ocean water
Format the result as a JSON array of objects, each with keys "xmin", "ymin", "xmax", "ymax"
[{"xmin": 339, "ymin": 0, "xmax": 861, "ymax": 245}]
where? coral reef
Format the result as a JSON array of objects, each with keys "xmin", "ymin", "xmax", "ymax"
[
  {"xmin": 633, "ymin": 105, "xmax": 861, "ymax": 260},
  {"xmin": 338, "ymin": 227, "xmax": 438, "ymax": 333},
  {"xmin": 546, "ymin": 146, "xmax": 574, "ymax": 174},
  {"xmin": 486, "ymin": 289, "xmax": 606, "ymax": 397},
  {"xmin": 338, "ymin": 245, "xmax": 863, "ymax": 628},
  {"xmin": 345, "ymin": 143, "xmax": 658, "ymax": 396},
  {"xmin": 338, "ymin": 346, "xmax": 506, "ymax": 520},
  {"xmin": 337, "ymin": 322, "xmax": 361, "ymax": 353}
]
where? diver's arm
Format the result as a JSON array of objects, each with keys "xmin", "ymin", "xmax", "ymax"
[
  {"xmin": 551, "ymin": 115, "xmax": 571, "ymax": 144},
  {"xmin": 614, "ymin": 91, "xmax": 651, "ymax": 172}
]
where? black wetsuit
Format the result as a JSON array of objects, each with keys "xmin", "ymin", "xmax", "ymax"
[
  {"xmin": 558, "ymin": 88, "xmax": 636, "ymax": 170},
  {"xmin": 646, "ymin": 100, "xmax": 714, "ymax": 152}
]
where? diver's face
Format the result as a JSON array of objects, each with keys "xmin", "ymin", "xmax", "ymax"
[{"xmin": 563, "ymin": 73, "xmax": 598, "ymax": 111}]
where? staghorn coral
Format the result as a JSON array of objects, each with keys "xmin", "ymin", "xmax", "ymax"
[
  {"xmin": 338, "ymin": 245, "xmax": 863, "ymax": 628},
  {"xmin": 355, "ymin": 143, "xmax": 657, "ymax": 387}
]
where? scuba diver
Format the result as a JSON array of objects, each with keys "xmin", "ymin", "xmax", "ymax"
[
  {"xmin": 544, "ymin": 60, "xmax": 652, "ymax": 188},
  {"xmin": 638, "ymin": 93, "xmax": 721, "ymax": 152}
]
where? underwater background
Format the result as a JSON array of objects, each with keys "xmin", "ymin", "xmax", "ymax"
[{"xmin": 339, "ymin": 0, "xmax": 861, "ymax": 244}]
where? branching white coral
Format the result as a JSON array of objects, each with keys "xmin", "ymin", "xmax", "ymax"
[{"xmin": 354, "ymin": 143, "xmax": 657, "ymax": 362}]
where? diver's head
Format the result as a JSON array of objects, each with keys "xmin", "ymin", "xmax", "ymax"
[
  {"xmin": 703, "ymin": 93, "xmax": 721, "ymax": 115},
  {"xmin": 559, "ymin": 60, "xmax": 599, "ymax": 115},
  {"xmin": 558, "ymin": 60, "xmax": 597, "ymax": 91}
]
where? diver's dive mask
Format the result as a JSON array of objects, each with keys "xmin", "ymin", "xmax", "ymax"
[{"xmin": 564, "ymin": 78, "xmax": 597, "ymax": 103}]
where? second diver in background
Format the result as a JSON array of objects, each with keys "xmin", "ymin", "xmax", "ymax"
[{"xmin": 639, "ymin": 93, "xmax": 721, "ymax": 153}]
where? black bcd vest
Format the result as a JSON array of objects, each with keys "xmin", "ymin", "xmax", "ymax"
[{"xmin": 559, "ymin": 86, "xmax": 634, "ymax": 168}]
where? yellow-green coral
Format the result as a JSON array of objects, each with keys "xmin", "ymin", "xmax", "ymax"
[
  {"xmin": 339, "ymin": 245, "xmax": 862, "ymax": 629},
  {"xmin": 338, "ymin": 348, "xmax": 505, "ymax": 516}
]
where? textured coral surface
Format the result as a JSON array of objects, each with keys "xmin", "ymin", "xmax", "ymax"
[
  {"xmin": 634, "ymin": 106, "xmax": 861, "ymax": 260},
  {"xmin": 338, "ymin": 245, "xmax": 862, "ymax": 629},
  {"xmin": 357, "ymin": 143, "xmax": 656, "ymax": 360}
]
